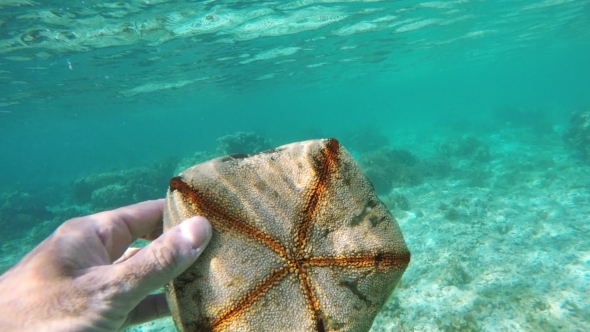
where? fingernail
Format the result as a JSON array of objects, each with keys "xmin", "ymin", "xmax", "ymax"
[{"xmin": 180, "ymin": 216, "xmax": 212, "ymax": 253}]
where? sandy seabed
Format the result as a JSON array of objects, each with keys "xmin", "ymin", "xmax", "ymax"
[{"xmin": 370, "ymin": 128, "xmax": 589, "ymax": 331}]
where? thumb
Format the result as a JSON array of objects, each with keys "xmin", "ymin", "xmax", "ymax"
[{"xmin": 115, "ymin": 216, "xmax": 212, "ymax": 298}]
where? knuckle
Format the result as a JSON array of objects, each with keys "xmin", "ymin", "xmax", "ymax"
[{"xmin": 54, "ymin": 217, "xmax": 84, "ymax": 236}]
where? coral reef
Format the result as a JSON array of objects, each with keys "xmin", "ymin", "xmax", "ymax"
[
  {"xmin": 495, "ymin": 157, "xmax": 558, "ymax": 190},
  {"xmin": 437, "ymin": 136, "xmax": 491, "ymax": 162},
  {"xmin": 343, "ymin": 126, "xmax": 390, "ymax": 153},
  {"xmin": 437, "ymin": 196, "xmax": 481, "ymax": 221},
  {"xmin": 440, "ymin": 258, "xmax": 473, "ymax": 287},
  {"xmin": 443, "ymin": 207, "xmax": 461, "ymax": 221},
  {"xmin": 382, "ymin": 193, "xmax": 411, "ymax": 211},
  {"xmin": 0, "ymin": 186, "xmax": 64, "ymax": 242},
  {"xmin": 0, "ymin": 186, "xmax": 76, "ymax": 266},
  {"xmin": 360, "ymin": 148, "xmax": 422, "ymax": 195},
  {"xmin": 464, "ymin": 169, "xmax": 492, "ymax": 188},
  {"xmin": 414, "ymin": 157, "xmax": 452, "ymax": 178},
  {"xmin": 563, "ymin": 110, "xmax": 590, "ymax": 162},
  {"xmin": 71, "ymin": 157, "xmax": 178, "ymax": 210},
  {"xmin": 174, "ymin": 151, "xmax": 216, "ymax": 175},
  {"xmin": 216, "ymin": 132, "xmax": 272, "ymax": 155},
  {"xmin": 493, "ymin": 106, "xmax": 553, "ymax": 134},
  {"xmin": 0, "ymin": 191, "xmax": 54, "ymax": 221}
]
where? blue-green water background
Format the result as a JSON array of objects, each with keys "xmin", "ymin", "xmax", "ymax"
[
  {"xmin": 0, "ymin": 0, "xmax": 588, "ymax": 188},
  {"xmin": 3, "ymin": 50, "xmax": 590, "ymax": 186}
]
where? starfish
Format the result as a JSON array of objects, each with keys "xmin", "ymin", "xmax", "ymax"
[{"xmin": 164, "ymin": 138, "xmax": 410, "ymax": 332}]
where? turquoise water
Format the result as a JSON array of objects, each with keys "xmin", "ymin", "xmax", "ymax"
[{"xmin": 1, "ymin": 0, "xmax": 590, "ymax": 331}]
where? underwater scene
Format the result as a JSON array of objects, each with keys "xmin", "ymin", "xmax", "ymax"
[{"xmin": 1, "ymin": 0, "xmax": 589, "ymax": 331}]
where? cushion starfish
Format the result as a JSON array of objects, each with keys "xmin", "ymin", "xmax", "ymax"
[{"xmin": 164, "ymin": 138, "xmax": 410, "ymax": 332}]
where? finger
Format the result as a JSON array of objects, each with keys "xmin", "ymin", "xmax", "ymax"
[
  {"xmin": 111, "ymin": 216, "xmax": 212, "ymax": 299},
  {"xmin": 114, "ymin": 247, "xmax": 142, "ymax": 264},
  {"xmin": 98, "ymin": 199, "xmax": 166, "ymax": 239},
  {"xmin": 123, "ymin": 293, "xmax": 170, "ymax": 328},
  {"xmin": 141, "ymin": 226, "xmax": 163, "ymax": 241},
  {"xmin": 23, "ymin": 200, "xmax": 168, "ymax": 277},
  {"xmin": 90, "ymin": 199, "xmax": 166, "ymax": 261}
]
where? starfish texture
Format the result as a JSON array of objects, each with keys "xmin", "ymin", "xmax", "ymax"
[{"xmin": 164, "ymin": 138, "xmax": 410, "ymax": 332}]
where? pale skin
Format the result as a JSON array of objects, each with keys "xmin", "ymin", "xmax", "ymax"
[{"xmin": 0, "ymin": 199, "xmax": 212, "ymax": 331}]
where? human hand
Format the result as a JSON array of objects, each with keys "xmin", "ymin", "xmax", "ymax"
[{"xmin": 0, "ymin": 199, "xmax": 211, "ymax": 331}]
